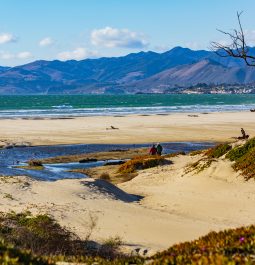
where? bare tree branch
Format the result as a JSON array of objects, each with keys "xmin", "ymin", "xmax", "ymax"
[{"xmin": 211, "ymin": 12, "xmax": 255, "ymax": 66}]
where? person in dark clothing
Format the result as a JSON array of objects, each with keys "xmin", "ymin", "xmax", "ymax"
[
  {"xmin": 149, "ymin": 144, "xmax": 157, "ymax": 155},
  {"xmin": 156, "ymin": 143, "xmax": 163, "ymax": 156},
  {"xmin": 241, "ymin": 128, "xmax": 245, "ymax": 138},
  {"xmin": 239, "ymin": 128, "xmax": 249, "ymax": 139}
]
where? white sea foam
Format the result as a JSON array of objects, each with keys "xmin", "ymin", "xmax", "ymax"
[{"xmin": 0, "ymin": 104, "xmax": 254, "ymax": 118}]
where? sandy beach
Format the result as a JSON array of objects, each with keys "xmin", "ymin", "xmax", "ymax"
[
  {"xmin": 1, "ymin": 111, "xmax": 255, "ymax": 256},
  {"xmin": 0, "ymin": 111, "xmax": 255, "ymax": 146}
]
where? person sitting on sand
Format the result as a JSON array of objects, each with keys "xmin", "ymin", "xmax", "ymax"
[
  {"xmin": 241, "ymin": 128, "xmax": 246, "ymax": 138},
  {"xmin": 149, "ymin": 144, "xmax": 157, "ymax": 155},
  {"xmin": 239, "ymin": 128, "xmax": 249, "ymax": 140},
  {"xmin": 156, "ymin": 143, "xmax": 163, "ymax": 156}
]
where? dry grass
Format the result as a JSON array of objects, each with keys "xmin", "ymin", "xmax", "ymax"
[
  {"xmin": 15, "ymin": 165, "xmax": 44, "ymax": 170},
  {"xmin": 99, "ymin": 172, "xmax": 110, "ymax": 180},
  {"xmin": 70, "ymin": 165, "xmax": 138, "ymax": 184},
  {"xmin": 118, "ymin": 155, "xmax": 169, "ymax": 174},
  {"xmin": 163, "ymin": 151, "xmax": 186, "ymax": 158},
  {"xmin": 186, "ymin": 158, "xmax": 216, "ymax": 174},
  {"xmin": 32, "ymin": 148, "xmax": 148, "ymax": 165}
]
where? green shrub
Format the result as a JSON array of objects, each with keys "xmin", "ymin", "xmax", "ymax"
[
  {"xmin": 226, "ymin": 137, "xmax": 255, "ymax": 161},
  {"xmin": 118, "ymin": 155, "xmax": 168, "ymax": 174},
  {"xmin": 99, "ymin": 236, "xmax": 123, "ymax": 260},
  {"xmin": 0, "ymin": 212, "xmax": 83, "ymax": 256},
  {"xmin": 205, "ymin": 143, "xmax": 232, "ymax": 158},
  {"xmin": 0, "ymin": 240, "xmax": 52, "ymax": 265},
  {"xmin": 232, "ymin": 148, "xmax": 255, "ymax": 181},
  {"xmin": 0, "ymin": 212, "xmax": 144, "ymax": 264},
  {"xmin": 224, "ymin": 138, "xmax": 255, "ymax": 180}
]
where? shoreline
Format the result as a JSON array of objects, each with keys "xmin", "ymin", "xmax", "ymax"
[
  {"xmin": 1, "ymin": 111, "xmax": 255, "ymax": 146},
  {"xmin": 0, "ymin": 109, "xmax": 253, "ymax": 120}
]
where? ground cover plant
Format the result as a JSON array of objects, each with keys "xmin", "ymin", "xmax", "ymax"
[
  {"xmin": 186, "ymin": 143, "xmax": 231, "ymax": 174},
  {"xmin": 151, "ymin": 225, "xmax": 255, "ymax": 265},
  {"xmin": 205, "ymin": 143, "xmax": 232, "ymax": 158},
  {"xmin": 225, "ymin": 137, "xmax": 255, "ymax": 180},
  {"xmin": 226, "ymin": 137, "xmax": 255, "ymax": 161}
]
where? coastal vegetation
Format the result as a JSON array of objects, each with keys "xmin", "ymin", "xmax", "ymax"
[
  {"xmin": 0, "ymin": 211, "xmax": 141, "ymax": 264},
  {"xmin": 1, "ymin": 211, "xmax": 255, "ymax": 264},
  {"xmin": 15, "ymin": 160, "xmax": 44, "ymax": 170},
  {"xmin": 205, "ymin": 143, "xmax": 232, "ymax": 158},
  {"xmin": 163, "ymin": 151, "xmax": 186, "ymax": 158},
  {"xmin": 118, "ymin": 155, "xmax": 169, "ymax": 174},
  {"xmin": 186, "ymin": 138, "xmax": 255, "ymax": 181},
  {"xmin": 187, "ymin": 158, "xmax": 215, "ymax": 174},
  {"xmin": 226, "ymin": 137, "xmax": 255, "ymax": 161},
  {"xmin": 226, "ymin": 137, "xmax": 255, "ymax": 180},
  {"xmin": 187, "ymin": 143, "xmax": 231, "ymax": 174},
  {"xmin": 15, "ymin": 165, "xmax": 44, "ymax": 170},
  {"xmin": 71, "ymin": 154, "xmax": 168, "ymax": 183},
  {"xmin": 0, "ymin": 241, "xmax": 53, "ymax": 265},
  {"xmin": 30, "ymin": 148, "xmax": 147, "ymax": 165},
  {"xmin": 0, "ymin": 212, "xmax": 84, "ymax": 257},
  {"xmin": 151, "ymin": 225, "xmax": 255, "ymax": 264}
]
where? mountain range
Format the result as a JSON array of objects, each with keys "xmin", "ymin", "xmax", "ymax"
[{"xmin": 0, "ymin": 46, "xmax": 255, "ymax": 94}]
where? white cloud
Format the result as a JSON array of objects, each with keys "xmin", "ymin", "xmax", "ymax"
[
  {"xmin": 244, "ymin": 30, "xmax": 255, "ymax": 46},
  {"xmin": 39, "ymin": 37, "xmax": 53, "ymax": 47},
  {"xmin": 91, "ymin": 27, "xmax": 149, "ymax": 49},
  {"xmin": 0, "ymin": 51, "xmax": 32, "ymax": 60},
  {"xmin": 0, "ymin": 51, "xmax": 14, "ymax": 59},
  {"xmin": 0, "ymin": 33, "xmax": 17, "ymax": 44},
  {"xmin": 17, "ymin": 51, "xmax": 32, "ymax": 59},
  {"xmin": 57, "ymin": 47, "xmax": 98, "ymax": 61}
]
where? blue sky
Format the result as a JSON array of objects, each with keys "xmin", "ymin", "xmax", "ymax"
[{"xmin": 0, "ymin": 0, "xmax": 255, "ymax": 66}]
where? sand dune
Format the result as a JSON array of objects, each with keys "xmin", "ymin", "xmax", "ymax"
[{"xmin": 1, "ymin": 150, "xmax": 255, "ymax": 254}]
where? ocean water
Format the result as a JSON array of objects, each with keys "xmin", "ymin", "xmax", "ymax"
[{"xmin": 0, "ymin": 94, "xmax": 255, "ymax": 118}]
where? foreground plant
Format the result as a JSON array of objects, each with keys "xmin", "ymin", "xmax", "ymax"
[
  {"xmin": 151, "ymin": 225, "xmax": 255, "ymax": 265},
  {"xmin": 0, "ymin": 240, "xmax": 53, "ymax": 265},
  {"xmin": 0, "ymin": 212, "xmax": 143, "ymax": 264}
]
